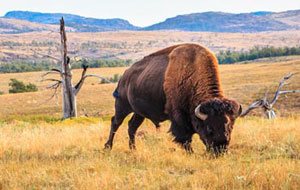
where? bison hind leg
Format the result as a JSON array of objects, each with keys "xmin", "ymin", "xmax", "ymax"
[
  {"xmin": 170, "ymin": 122, "xmax": 194, "ymax": 153},
  {"xmin": 104, "ymin": 99, "xmax": 131, "ymax": 150},
  {"xmin": 128, "ymin": 113, "xmax": 145, "ymax": 149}
]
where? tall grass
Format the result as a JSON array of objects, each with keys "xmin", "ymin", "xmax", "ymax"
[{"xmin": 0, "ymin": 116, "xmax": 299, "ymax": 189}]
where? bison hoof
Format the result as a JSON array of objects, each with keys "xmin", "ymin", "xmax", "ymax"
[
  {"xmin": 129, "ymin": 144, "xmax": 136, "ymax": 150},
  {"xmin": 104, "ymin": 143, "xmax": 112, "ymax": 150},
  {"xmin": 186, "ymin": 148, "xmax": 194, "ymax": 154}
]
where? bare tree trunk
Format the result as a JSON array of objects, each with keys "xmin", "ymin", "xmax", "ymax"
[
  {"xmin": 42, "ymin": 17, "xmax": 111, "ymax": 119},
  {"xmin": 60, "ymin": 18, "xmax": 77, "ymax": 118}
]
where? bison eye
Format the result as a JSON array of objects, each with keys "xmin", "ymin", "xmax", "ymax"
[{"xmin": 206, "ymin": 125, "xmax": 213, "ymax": 135}]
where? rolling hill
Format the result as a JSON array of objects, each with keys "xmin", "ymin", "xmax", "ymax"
[
  {"xmin": 1, "ymin": 10, "xmax": 300, "ymax": 33},
  {"xmin": 144, "ymin": 10, "xmax": 300, "ymax": 32},
  {"xmin": 0, "ymin": 17, "xmax": 64, "ymax": 34},
  {"xmin": 3, "ymin": 11, "xmax": 139, "ymax": 32}
]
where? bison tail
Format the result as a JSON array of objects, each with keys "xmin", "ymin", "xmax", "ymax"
[{"xmin": 113, "ymin": 89, "xmax": 119, "ymax": 99}]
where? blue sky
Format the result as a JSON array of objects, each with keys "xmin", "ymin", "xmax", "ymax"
[{"xmin": 0, "ymin": 0, "xmax": 299, "ymax": 26}]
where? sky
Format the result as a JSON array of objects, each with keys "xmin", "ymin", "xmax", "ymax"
[{"xmin": 0, "ymin": 0, "xmax": 299, "ymax": 27}]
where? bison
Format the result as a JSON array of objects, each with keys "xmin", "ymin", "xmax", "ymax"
[{"xmin": 104, "ymin": 44, "xmax": 242, "ymax": 154}]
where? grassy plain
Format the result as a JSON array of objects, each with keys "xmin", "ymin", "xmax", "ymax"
[
  {"xmin": 0, "ymin": 56, "xmax": 299, "ymax": 118},
  {"xmin": 1, "ymin": 30, "xmax": 300, "ymax": 61},
  {"xmin": 0, "ymin": 58, "xmax": 300, "ymax": 189}
]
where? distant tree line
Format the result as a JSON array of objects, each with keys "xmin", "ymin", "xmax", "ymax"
[
  {"xmin": 217, "ymin": 46, "xmax": 300, "ymax": 64},
  {"xmin": 1, "ymin": 46, "xmax": 300, "ymax": 73},
  {"xmin": 0, "ymin": 60, "xmax": 52, "ymax": 73},
  {"xmin": 0, "ymin": 59, "xmax": 133, "ymax": 73},
  {"xmin": 72, "ymin": 59, "xmax": 133, "ymax": 69}
]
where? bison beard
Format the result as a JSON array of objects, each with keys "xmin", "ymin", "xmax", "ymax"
[{"xmin": 104, "ymin": 44, "xmax": 242, "ymax": 155}]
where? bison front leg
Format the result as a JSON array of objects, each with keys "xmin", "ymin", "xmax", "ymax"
[
  {"xmin": 128, "ymin": 113, "xmax": 145, "ymax": 149},
  {"xmin": 170, "ymin": 122, "xmax": 194, "ymax": 153}
]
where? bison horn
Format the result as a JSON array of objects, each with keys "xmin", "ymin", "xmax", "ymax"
[{"xmin": 195, "ymin": 105, "xmax": 208, "ymax": 120}]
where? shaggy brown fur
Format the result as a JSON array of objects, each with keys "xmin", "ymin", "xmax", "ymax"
[
  {"xmin": 164, "ymin": 44, "xmax": 224, "ymax": 116},
  {"xmin": 104, "ymin": 43, "xmax": 241, "ymax": 154}
]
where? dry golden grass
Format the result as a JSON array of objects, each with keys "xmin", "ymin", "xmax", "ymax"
[{"xmin": 0, "ymin": 116, "xmax": 299, "ymax": 189}]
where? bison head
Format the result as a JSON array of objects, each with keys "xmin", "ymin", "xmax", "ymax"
[{"xmin": 193, "ymin": 98, "xmax": 242, "ymax": 155}]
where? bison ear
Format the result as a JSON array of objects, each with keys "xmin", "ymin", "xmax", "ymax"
[
  {"xmin": 224, "ymin": 99, "xmax": 242, "ymax": 118},
  {"xmin": 232, "ymin": 102, "xmax": 242, "ymax": 118}
]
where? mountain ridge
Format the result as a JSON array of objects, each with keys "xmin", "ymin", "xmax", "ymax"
[
  {"xmin": 4, "ymin": 11, "xmax": 139, "ymax": 32},
  {"xmin": 143, "ymin": 10, "xmax": 300, "ymax": 32}
]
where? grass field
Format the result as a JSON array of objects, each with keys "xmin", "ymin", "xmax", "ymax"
[
  {"xmin": 0, "ymin": 57, "xmax": 300, "ymax": 189},
  {"xmin": 0, "ymin": 116, "xmax": 299, "ymax": 189}
]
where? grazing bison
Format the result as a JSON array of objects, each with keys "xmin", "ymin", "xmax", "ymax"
[{"xmin": 104, "ymin": 44, "xmax": 242, "ymax": 154}]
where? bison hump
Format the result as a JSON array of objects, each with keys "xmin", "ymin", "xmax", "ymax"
[{"xmin": 163, "ymin": 44, "xmax": 223, "ymax": 114}]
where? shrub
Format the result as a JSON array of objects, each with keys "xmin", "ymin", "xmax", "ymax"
[
  {"xmin": 0, "ymin": 59, "xmax": 133, "ymax": 73},
  {"xmin": 217, "ymin": 46, "xmax": 300, "ymax": 64},
  {"xmin": 8, "ymin": 79, "xmax": 38, "ymax": 93}
]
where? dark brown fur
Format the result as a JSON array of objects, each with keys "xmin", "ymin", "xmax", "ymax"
[{"xmin": 104, "ymin": 44, "xmax": 241, "ymax": 154}]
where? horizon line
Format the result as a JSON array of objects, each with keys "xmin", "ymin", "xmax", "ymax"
[{"xmin": 2, "ymin": 9, "xmax": 299, "ymax": 27}]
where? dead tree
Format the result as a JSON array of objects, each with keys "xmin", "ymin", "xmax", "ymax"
[
  {"xmin": 240, "ymin": 73, "xmax": 300, "ymax": 119},
  {"xmin": 42, "ymin": 18, "xmax": 110, "ymax": 119}
]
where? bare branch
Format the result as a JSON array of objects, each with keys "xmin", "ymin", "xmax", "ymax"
[
  {"xmin": 46, "ymin": 82, "xmax": 61, "ymax": 103},
  {"xmin": 270, "ymin": 73, "xmax": 296, "ymax": 106},
  {"xmin": 46, "ymin": 81, "xmax": 62, "ymax": 89},
  {"xmin": 84, "ymin": 74, "xmax": 111, "ymax": 83},
  {"xmin": 51, "ymin": 68, "xmax": 62, "ymax": 73},
  {"xmin": 278, "ymin": 90, "xmax": 300, "ymax": 95},
  {"xmin": 241, "ymin": 72, "xmax": 300, "ymax": 119},
  {"xmin": 38, "ymin": 81, "xmax": 61, "ymax": 106},
  {"xmin": 73, "ymin": 62, "xmax": 112, "ymax": 95},
  {"xmin": 41, "ymin": 78, "xmax": 62, "ymax": 83},
  {"xmin": 73, "ymin": 64, "xmax": 89, "ymax": 95},
  {"xmin": 240, "ymin": 99, "xmax": 264, "ymax": 117},
  {"xmin": 43, "ymin": 71, "xmax": 60, "ymax": 76},
  {"xmin": 74, "ymin": 74, "xmax": 111, "ymax": 95},
  {"xmin": 42, "ymin": 70, "xmax": 62, "ymax": 78}
]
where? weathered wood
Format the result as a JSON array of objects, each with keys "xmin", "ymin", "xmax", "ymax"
[
  {"xmin": 60, "ymin": 18, "xmax": 77, "ymax": 118},
  {"xmin": 241, "ymin": 73, "xmax": 300, "ymax": 119},
  {"xmin": 41, "ymin": 17, "xmax": 113, "ymax": 119}
]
